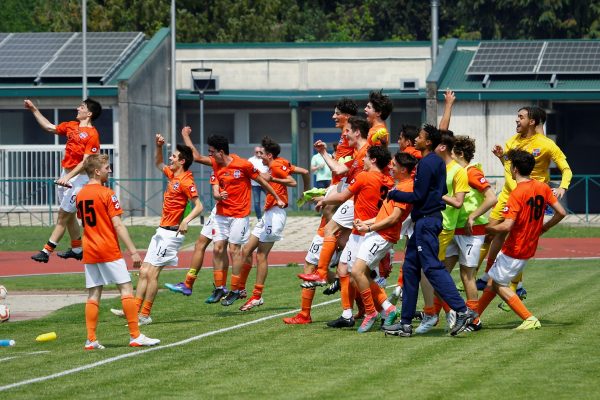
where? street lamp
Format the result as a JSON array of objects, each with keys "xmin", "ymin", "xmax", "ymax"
[{"xmin": 190, "ymin": 67, "xmax": 217, "ymax": 201}]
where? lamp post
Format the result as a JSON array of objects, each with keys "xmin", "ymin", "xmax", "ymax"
[{"xmin": 190, "ymin": 67, "xmax": 214, "ymax": 201}]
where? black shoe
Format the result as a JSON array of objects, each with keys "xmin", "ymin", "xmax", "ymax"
[
  {"xmin": 326, "ymin": 315, "xmax": 355, "ymax": 328},
  {"xmin": 323, "ymin": 278, "xmax": 340, "ymax": 295},
  {"xmin": 57, "ymin": 248, "xmax": 83, "ymax": 260},
  {"xmin": 31, "ymin": 251, "xmax": 49, "ymax": 263},
  {"xmin": 464, "ymin": 320, "xmax": 483, "ymax": 332},
  {"xmin": 220, "ymin": 290, "xmax": 241, "ymax": 306},
  {"xmin": 475, "ymin": 278, "xmax": 487, "ymax": 291},
  {"xmin": 412, "ymin": 311, "xmax": 425, "ymax": 321},
  {"xmin": 450, "ymin": 308, "xmax": 478, "ymax": 336},
  {"xmin": 383, "ymin": 323, "xmax": 413, "ymax": 337},
  {"xmin": 205, "ymin": 286, "xmax": 228, "ymax": 304}
]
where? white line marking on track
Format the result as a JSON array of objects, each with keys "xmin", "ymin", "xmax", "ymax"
[{"xmin": 0, "ymin": 298, "xmax": 341, "ymax": 392}]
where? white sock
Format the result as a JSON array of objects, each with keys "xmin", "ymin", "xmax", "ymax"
[{"xmin": 342, "ymin": 309, "xmax": 353, "ymax": 319}]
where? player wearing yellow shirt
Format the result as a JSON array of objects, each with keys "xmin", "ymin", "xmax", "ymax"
[{"xmin": 478, "ymin": 106, "xmax": 572, "ymax": 297}]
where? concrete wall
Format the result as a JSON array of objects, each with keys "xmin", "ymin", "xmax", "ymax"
[
  {"xmin": 176, "ymin": 45, "xmax": 431, "ymax": 91},
  {"xmin": 118, "ymin": 33, "xmax": 171, "ymax": 216}
]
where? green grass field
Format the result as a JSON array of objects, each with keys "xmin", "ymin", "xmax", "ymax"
[{"xmin": 1, "ymin": 259, "xmax": 599, "ymax": 399}]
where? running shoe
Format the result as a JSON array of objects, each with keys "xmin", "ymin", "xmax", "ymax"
[
  {"xmin": 450, "ymin": 308, "xmax": 478, "ymax": 336},
  {"xmin": 382, "ymin": 323, "xmax": 413, "ymax": 337},
  {"xmin": 415, "ymin": 314, "xmax": 439, "ymax": 334}
]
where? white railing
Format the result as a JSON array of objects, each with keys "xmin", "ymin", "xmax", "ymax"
[{"xmin": 0, "ymin": 144, "xmax": 117, "ymax": 211}]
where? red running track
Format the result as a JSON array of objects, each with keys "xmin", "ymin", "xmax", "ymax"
[{"xmin": 1, "ymin": 238, "xmax": 599, "ymax": 277}]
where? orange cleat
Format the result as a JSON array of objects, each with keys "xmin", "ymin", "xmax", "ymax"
[{"xmin": 283, "ymin": 313, "xmax": 312, "ymax": 324}]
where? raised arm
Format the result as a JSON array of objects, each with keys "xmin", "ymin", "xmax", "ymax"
[
  {"xmin": 292, "ymin": 166, "xmax": 311, "ymax": 190},
  {"xmin": 314, "ymin": 140, "xmax": 348, "ymax": 176},
  {"xmin": 155, "ymin": 134, "xmax": 166, "ymax": 171},
  {"xmin": 181, "ymin": 126, "xmax": 212, "ymax": 166},
  {"xmin": 24, "ymin": 100, "xmax": 56, "ymax": 133},
  {"xmin": 111, "ymin": 215, "xmax": 142, "ymax": 268},
  {"xmin": 438, "ymin": 90, "xmax": 455, "ymax": 131}
]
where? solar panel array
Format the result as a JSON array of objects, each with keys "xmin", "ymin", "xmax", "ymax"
[
  {"xmin": 467, "ymin": 41, "xmax": 600, "ymax": 75},
  {"xmin": 0, "ymin": 32, "xmax": 144, "ymax": 82}
]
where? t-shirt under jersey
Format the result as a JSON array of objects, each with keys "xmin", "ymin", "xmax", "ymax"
[
  {"xmin": 76, "ymin": 183, "xmax": 123, "ymax": 264},
  {"xmin": 264, "ymin": 157, "xmax": 295, "ymax": 210},
  {"xmin": 502, "ymin": 179, "xmax": 557, "ymax": 260},
  {"xmin": 56, "ymin": 121, "xmax": 100, "ymax": 169},
  {"xmin": 159, "ymin": 167, "xmax": 198, "ymax": 227},
  {"xmin": 211, "ymin": 154, "xmax": 259, "ymax": 218}
]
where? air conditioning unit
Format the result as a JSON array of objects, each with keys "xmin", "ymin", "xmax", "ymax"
[{"xmin": 400, "ymin": 79, "xmax": 419, "ymax": 91}]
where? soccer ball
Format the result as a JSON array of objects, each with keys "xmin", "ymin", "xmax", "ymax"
[
  {"xmin": 0, "ymin": 285, "xmax": 7, "ymax": 300},
  {"xmin": 0, "ymin": 304, "xmax": 10, "ymax": 322}
]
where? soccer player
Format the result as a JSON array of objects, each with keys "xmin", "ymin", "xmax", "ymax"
[
  {"xmin": 478, "ymin": 106, "xmax": 572, "ymax": 295},
  {"xmin": 111, "ymin": 134, "xmax": 203, "ymax": 324},
  {"xmin": 224, "ymin": 137, "xmax": 309, "ymax": 310},
  {"xmin": 77, "ymin": 154, "xmax": 159, "ymax": 349},
  {"xmin": 26, "ymin": 98, "xmax": 102, "ymax": 263},
  {"xmin": 352, "ymin": 151, "xmax": 416, "ymax": 332},
  {"xmin": 443, "ymin": 135, "xmax": 497, "ymax": 331},
  {"xmin": 164, "ymin": 176, "xmax": 221, "ymax": 297},
  {"xmin": 382, "ymin": 124, "xmax": 477, "ymax": 337},
  {"xmin": 180, "ymin": 127, "xmax": 284, "ymax": 304},
  {"xmin": 476, "ymin": 149, "xmax": 566, "ymax": 329},
  {"xmin": 397, "ymin": 125, "xmax": 422, "ymax": 160},
  {"xmin": 364, "ymin": 90, "xmax": 393, "ymax": 146}
]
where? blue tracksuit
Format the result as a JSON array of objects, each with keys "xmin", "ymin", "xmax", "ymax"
[{"xmin": 388, "ymin": 152, "xmax": 467, "ymax": 324}]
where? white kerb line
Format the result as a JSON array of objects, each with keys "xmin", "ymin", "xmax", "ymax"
[{"xmin": 0, "ymin": 298, "xmax": 341, "ymax": 392}]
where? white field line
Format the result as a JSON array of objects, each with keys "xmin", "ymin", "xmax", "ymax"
[
  {"xmin": 0, "ymin": 351, "xmax": 50, "ymax": 362},
  {"xmin": 0, "ymin": 298, "xmax": 341, "ymax": 392}
]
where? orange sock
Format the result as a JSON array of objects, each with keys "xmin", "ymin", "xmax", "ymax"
[
  {"xmin": 370, "ymin": 281, "xmax": 388, "ymax": 311},
  {"xmin": 121, "ymin": 294, "xmax": 140, "ymax": 339},
  {"xmin": 339, "ymin": 275, "xmax": 352, "ymax": 310},
  {"xmin": 214, "ymin": 269, "xmax": 225, "ymax": 288},
  {"xmin": 252, "ymin": 284, "xmax": 264, "ymax": 298},
  {"xmin": 184, "ymin": 272, "xmax": 197, "ymax": 289},
  {"xmin": 477, "ymin": 288, "xmax": 496, "ymax": 317},
  {"xmin": 135, "ymin": 297, "xmax": 143, "ymax": 313},
  {"xmin": 231, "ymin": 274, "xmax": 240, "ymax": 291},
  {"xmin": 506, "ymin": 294, "xmax": 532, "ymax": 320},
  {"xmin": 300, "ymin": 288, "xmax": 315, "ymax": 318},
  {"xmin": 360, "ymin": 288, "xmax": 376, "ymax": 315},
  {"xmin": 85, "ymin": 299, "xmax": 99, "ymax": 342},
  {"xmin": 43, "ymin": 241, "xmax": 56, "ymax": 253},
  {"xmin": 317, "ymin": 237, "xmax": 337, "ymax": 279},
  {"xmin": 433, "ymin": 297, "xmax": 450, "ymax": 314},
  {"xmin": 71, "ymin": 239, "xmax": 82, "ymax": 249},
  {"xmin": 140, "ymin": 300, "xmax": 153, "ymax": 317},
  {"xmin": 423, "ymin": 306, "xmax": 436, "ymax": 316},
  {"xmin": 466, "ymin": 299, "xmax": 479, "ymax": 323},
  {"xmin": 396, "ymin": 266, "xmax": 403, "ymax": 286},
  {"xmin": 239, "ymin": 263, "xmax": 252, "ymax": 290}
]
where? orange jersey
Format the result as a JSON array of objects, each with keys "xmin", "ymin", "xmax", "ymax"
[
  {"xmin": 402, "ymin": 146, "xmax": 422, "ymax": 160},
  {"xmin": 367, "ymin": 123, "xmax": 389, "ymax": 146},
  {"xmin": 212, "ymin": 154, "xmax": 259, "ymax": 218},
  {"xmin": 345, "ymin": 143, "xmax": 369, "ymax": 183},
  {"xmin": 76, "ymin": 183, "xmax": 123, "ymax": 264},
  {"xmin": 348, "ymin": 170, "xmax": 393, "ymax": 235},
  {"xmin": 502, "ymin": 180, "xmax": 557, "ymax": 259},
  {"xmin": 332, "ymin": 131, "xmax": 355, "ymax": 185},
  {"xmin": 264, "ymin": 157, "xmax": 295, "ymax": 210},
  {"xmin": 159, "ymin": 167, "xmax": 198, "ymax": 226},
  {"xmin": 376, "ymin": 179, "xmax": 414, "ymax": 243},
  {"xmin": 56, "ymin": 121, "xmax": 100, "ymax": 169}
]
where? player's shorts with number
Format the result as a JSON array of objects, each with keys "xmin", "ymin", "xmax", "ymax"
[
  {"xmin": 332, "ymin": 199, "xmax": 354, "ymax": 229},
  {"xmin": 57, "ymin": 171, "xmax": 89, "ymax": 213},
  {"xmin": 84, "ymin": 258, "xmax": 131, "ymax": 288},
  {"xmin": 251, "ymin": 207, "xmax": 286, "ymax": 243},
  {"xmin": 212, "ymin": 215, "xmax": 250, "ymax": 244},
  {"xmin": 340, "ymin": 233, "xmax": 365, "ymax": 272},
  {"xmin": 200, "ymin": 207, "xmax": 217, "ymax": 240},
  {"xmin": 445, "ymin": 234, "xmax": 485, "ymax": 268},
  {"xmin": 357, "ymin": 231, "xmax": 393, "ymax": 271},
  {"xmin": 488, "ymin": 251, "xmax": 528, "ymax": 286},
  {"xmin": 143, "ymin": 227, "xmax": 185, "ymax": 267}
]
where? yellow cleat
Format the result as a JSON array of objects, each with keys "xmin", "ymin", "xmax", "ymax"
[{"xmin": 515, "ymin": 316, "xmax": 541, "ymax": 330}]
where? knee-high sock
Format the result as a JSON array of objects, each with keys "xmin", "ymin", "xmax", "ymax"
[
  {"xmin": 370, "ymin": 281, "xmax": 388, "ymax": 311},
  {"xmin": 360, "ymin": 289, "xmax": 376, "ymax": 315},
  {"xmin": 122, "ymin": 294, "xmax": 140, "ymax": 339},
  {"xmin": 85, "ymin": 299, "xmax": 99, "ymax": 342},
  {"xmin": 477, "ymin": 288, "xmax": 496, "ymax": 317},
  {"xmin": 340, "ymin": 275, "xmax": 352, "ymax": 310},
  {"xmin": 214, "ymin": 269, "xmax": 225, "ymax": 288},
  {"xmin": 300, "ymin": 288, "xmax": 315, "ymax": 318},
  {"xmin": 506, "ymin": 293, "xmax": 532, "ymax": 320},
  {"xmin": 239, "ymin": 263, "xmax": 253, "ymax": 290},
  {"xmin": 317, "ymin": 237, "xmax": 337, "ymax": 279},
  {"xmin": 140, "ymin": 300, "xmax": 153, "ymax": 317}
]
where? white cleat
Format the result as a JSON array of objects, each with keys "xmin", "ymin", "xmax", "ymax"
[
  {"xmin": 415, "ymin": 314, "xmax": 439, "ymax": 334},
  {"xmin": 129, "ymin": 333, "xmax": 160, "ymax": 347},
  {"xmin": 110, "ymin": 308, "xmax": 125, "ymax": 318},
  {"xmin": 138, "ymin": 314, "xmax": 153, "ymax": 326},
  {"xmin": 84, "ymin": 340, "xmax": 106, "ymax": 350},
  {"xmin": 445, "ymin": 310, "xmax": 457, "ymax": 332}
]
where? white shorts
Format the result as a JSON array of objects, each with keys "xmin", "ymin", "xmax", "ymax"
[
  {"xmin": 400, "ymin": 215, "xmax": 414, "ymax": 239},
  {"xmin": 357, "ymin": 232, "xmax": 393, "ymax": 271},
  {"xmin": 332, "ymin": 199, "xmax": 354, "ymax": 229},
  {"xmin": 213, "ymin": 215, "xmax": 250, "ymax": 244},
  {"xmin": 445, "ymin": 234, "xmax": 486, "ymax": 268},
  {"xmin": 340, "ymin": 233, "xmax": 365, "ymax": 272},
  {"xmin": 200, "ymin": 207, "xmax": 217, "ymax": 240},
  {"xmin": 57, "ymin": 172, "xmax": 89, "ymax": 213},
  {"xmin": 304, "ymin": 234, "xmax": 339, "ymax": 268},
  {"xmin": 488, "ymin": 251, "xmax": 528, "ymax": 286},
  {"xmin": 85, "ymin": 258, "xmax": 131, "ymax": 288},
  {"xmin": 252, "ymin": 207, "xmax": 287, "ymax": 243},
  {"xmin": 143, "ymin": 227, "xmax": 185, "ymax": 267}
]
